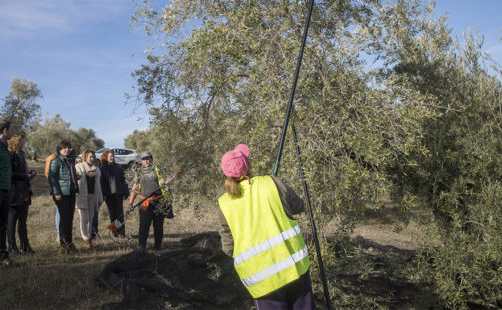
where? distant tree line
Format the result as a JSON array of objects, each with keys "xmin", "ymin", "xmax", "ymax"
[{"xmin": 1, "ymin": 78, "xmax": 104, "ymax": 159}]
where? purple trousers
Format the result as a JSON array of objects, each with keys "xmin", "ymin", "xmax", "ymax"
[{"xmin": 254, "ymin": 271, "xmax": 316, "ymax": 310}]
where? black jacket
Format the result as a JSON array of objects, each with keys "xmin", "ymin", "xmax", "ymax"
[
  {"xmin": 100, "ymin": 162, "xmax": 129, "ymax": 197},
  {"xmin": 10, "ymin": 151, "xmax": 31, "ymax": 206}
]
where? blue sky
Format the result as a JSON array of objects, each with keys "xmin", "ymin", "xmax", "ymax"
[
  {"xmin": 435, "ymin": 0, "xmax": 502, "ymax": 65},
  {"xmin": 1, "ymin": 0, "xmax": 501, "ymax": 148},
  {"xmin": 0, "ymin": 0, "xmax": 153, "ymax": 147}
]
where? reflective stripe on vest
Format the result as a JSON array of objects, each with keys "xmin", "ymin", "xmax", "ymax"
[
  {"xmin": 241, "ymin": 245, "xmax": 309, "ymax": 288},
  {"xmin": 234, "ymin": 224, "xmax": 302, "ymax": 267},
  {"xmin": 218, "ymin": 176, "xmax": 310, "ymax": 298}
]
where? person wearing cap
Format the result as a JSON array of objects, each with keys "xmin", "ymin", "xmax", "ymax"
[
  {"xmin": 100, "ymin": 149, "xmax": 129, "ymax": 237},
  {"xmin": 128, "ymin": 151, "xmax": 170, "ymax": 251},
  {"xmin": 217, "ymin": 144, "xmax": 315, "ymax": 309}
]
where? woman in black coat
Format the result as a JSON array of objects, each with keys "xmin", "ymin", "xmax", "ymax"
[
  {"xmin": 100, "ymin": 150, "xmax": 129, "ymax": 237},
  {"xmin": 7, "ymin": 135, "xmax": 36, "ymax": 255}
]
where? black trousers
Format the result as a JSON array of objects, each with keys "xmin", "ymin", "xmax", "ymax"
[
  {"xmin": 0, "ymin": 190, "xmax": 10, "ymax": 259},
  {"xmin": 53, "ymin": 193, "xmax": 76, "ymax": 244},
  {"xmin": 254, "ymin": 270, "xmax": 316, "ymax": 310},
  {"xmin": 138, "ymin": 200, "xmax": 165, "ymax": 248},
  {"xmin": 105, "ymin": 193, "xmax": 125, "ymax": 236},
  {"xmin": 7, "ymin": 203, "xmax": 30, "ymax": 249}
]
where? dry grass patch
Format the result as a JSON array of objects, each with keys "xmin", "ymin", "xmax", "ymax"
[
  {"xmin": 1, "ymin": 160, "xmax": 440, "ymax": 309},
  {"xmin": 0, "ymin": 160, "xmax": 222, "ymax": 309}
]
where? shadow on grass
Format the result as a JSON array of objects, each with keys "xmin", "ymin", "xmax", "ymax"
[
  {"xmin": 362, "ymin": 203, "xmax": 409, "ymax": 226},
  {"xmin": 94, "ymin": 232, "xmax": 442, "ymax": 310},
  {"xmin": 96, "ymin": 232, "xmax": 253, "ymax": 310}
]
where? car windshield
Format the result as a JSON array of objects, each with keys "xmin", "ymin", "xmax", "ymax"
[{"xmin": 96, "ymin": 148, "xmax": 109, "ymax": 153}]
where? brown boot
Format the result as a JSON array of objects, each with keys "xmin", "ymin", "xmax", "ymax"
[
  {"xmin": 83, "ymin": 239, "xmax": 93, "ymax": 249},
  {"xmin": 58, "ymin": 242, "xmax": 67, "ymax": 255},
  {"xmin": 67, "ymin": 242, "xmax": 77, "ymax": 253}
]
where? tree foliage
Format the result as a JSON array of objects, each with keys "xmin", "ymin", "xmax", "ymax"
[
  {"xmin": 1, "ymin": 78, "xmax": 42, "ymax": 135},
  {"xmin": 124, "ymin": 129, "xmax": 154, "ymax": 153},
  {"xmin": 27, "ymin": 114, "xmax": 71, "ymax": 159},
  {"xmin": 72, "ymin": 127, "xmax": 105, "ymax": 155},
  {"xmin": 27, "ymin": 114, "xmax": 104, "ymax": 159},
  {"xmin": 130, "ymin": 0, "xmax": 502, "ymax": 307}
]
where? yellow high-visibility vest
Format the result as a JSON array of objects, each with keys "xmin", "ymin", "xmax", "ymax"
[{"xmin": 218, "ymin": 176, "xmax": 310, "ymax": 298}]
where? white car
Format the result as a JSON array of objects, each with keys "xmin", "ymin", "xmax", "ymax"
[{"xmin": 94, "ymin": 147, "xmax": 141, "ymax": 168}]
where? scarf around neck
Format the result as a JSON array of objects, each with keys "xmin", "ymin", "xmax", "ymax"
[{"xmin": 82, "ymin": 161, "xmax": 97, "ymax": 177}]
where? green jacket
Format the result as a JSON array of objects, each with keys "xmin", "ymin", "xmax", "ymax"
[
  {"xmin": 0, "ymin": 141, "xmax": 12, "ymax": 191},
  {"xmin": 48, "ymin": 155, "xmax": 79, "ymax": 196}
]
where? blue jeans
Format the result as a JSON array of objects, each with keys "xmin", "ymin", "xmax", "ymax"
[{"xmin": 55, "ymin": 208, "xmax": 60, "ymax": 236}]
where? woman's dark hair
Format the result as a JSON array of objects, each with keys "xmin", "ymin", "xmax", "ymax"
[
  {"xmin": 0, "ymin": 120, "xmax": 11, "ymax": 132},
  {"xmin": 56, "ymin": 140, "xmax": 71, "ymax": 154}
]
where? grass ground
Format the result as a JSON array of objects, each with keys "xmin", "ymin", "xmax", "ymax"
[
  {"xmin": 0, "ymin": 160, "xmax": 221, "ymax": 310},
  {"xmin": 1, "ymin": 160, "xmax": 433, "ymax": 309}
]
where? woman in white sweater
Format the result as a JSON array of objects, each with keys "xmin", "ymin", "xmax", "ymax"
[{"xmin": 75, "ymin": 150, "xmax": 103, "ymax": 249}]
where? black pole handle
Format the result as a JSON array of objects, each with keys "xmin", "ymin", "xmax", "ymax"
[
  {"xmin": 273, "ymin": 0, "xmax": 315, "ymax": 176},
  {"xmin": 292, "ymin": 121, "xmax": 333, "ymax": 310},
  {"xmin": 271, "ymin": 0, "xmax": 333, "ymax": 308}
]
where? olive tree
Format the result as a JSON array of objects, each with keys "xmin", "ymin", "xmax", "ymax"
[
  {"xmin": 130, "ymin": 0, "xmax": 502, "ymax": 307},
  {"xmin": 28, "ymin": 114, "xmax": 105, "ymax": 159},
  {"xmin": 1, "ymin": 78, "xmax": 42, "ymax": 135}
]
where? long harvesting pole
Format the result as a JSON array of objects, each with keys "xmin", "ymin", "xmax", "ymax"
[
  {"xmin": 273, "ymin": 0, "xmax": 314, "ymax": 177},
  {"xmin": 291, "ymin": 120, "xmax": 333, "ymax": 310},
  {"xmin": 272, "ymin": 0, "xmax": 333, "ymax": 309}
]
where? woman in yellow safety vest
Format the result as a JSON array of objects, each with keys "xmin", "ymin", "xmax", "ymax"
[{"xmin": 218, "ymin": 144, "xmax": 316, "ymax": 310}]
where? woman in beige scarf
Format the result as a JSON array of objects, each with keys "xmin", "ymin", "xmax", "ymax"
[{"xmin": 75, "ymin": 150, "xmax": 103, "ymax": 249}]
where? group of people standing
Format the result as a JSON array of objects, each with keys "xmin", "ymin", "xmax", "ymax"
[
  {"xmin": 47, "ymin": 143, "xmax": 130, "ymax": 254},
  {"xmin": 0, "ymin": 117, "xmax": 173, "ymax": 264},
  {"xmin": 47, "ymin": 142, "xmax": 170, "ymax": 254},
  {"xmin": 0, "ymin": 117, "xmax": 314, "ymax": 308}
]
